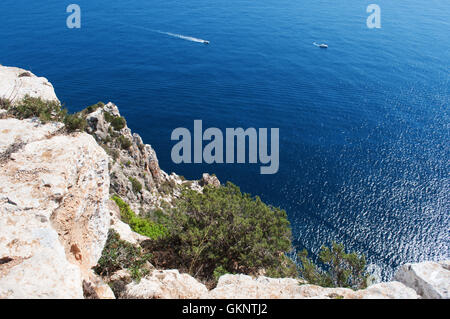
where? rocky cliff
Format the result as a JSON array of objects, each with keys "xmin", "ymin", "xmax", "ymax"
[
  {"xmin": 0, "ymin": 119, "xmax": 111, "ymax": 298},
  {"xmin": 0, "ymin": 65, "xmax": 448, "ymax": 299}
]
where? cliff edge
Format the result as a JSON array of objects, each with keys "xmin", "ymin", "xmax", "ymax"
[{"xmin": 0, "ymin": 65, "xmax": 448, "ymax": 299}]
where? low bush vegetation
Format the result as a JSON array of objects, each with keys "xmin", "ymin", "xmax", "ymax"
[
  {"xmin": 148, "ymin": 208, "xmax": 170, "ymax": 225},
  {"xmin": 158, "ymin": 179, "xmax": 176, "ymax": 195},
  {"xmin": 94, "ymin": 229, "xmax": 151, "ymax": 282},
  {"xmin": 103, "ymin": 111, "xmax": 114, "ymax": 123},
  {"xmin": 112, "ymin": 195, "xmax": 168, "ymax": 240},
  {"xmin": 298, "ymin": 242, "xmax": 368, "ymax": 290},
  {"xmin": 152, "ymin": 182, "xmax": 297, "ymax": 282},
  {"xmin": 103, "ymin": 111, "xmax": 126, "ymax": 131},
  {"xmin": 64, "ymin": 113, "xmax": 86, "ymax": 132},
  {"xmin": 117, "ymin": 135, "xmax": 132, "ymax": 150},
  {"xmin": 84, "ymin": 101, "xmax": 104, "ymax": 114},
  {"xmin": 7, "ymin": 96, "xmax": 65, "ymax": 123},
  {"xmin": 111, "ymin": 116, "xmax": 126, "ymax": 131},
  {"xmin": 0, "ymin": 98, "xmax": 11, "ymax": 110},
  {"xmin": 2, "ymin": 96, "xmax": 90, "ymax": 132},
  {"xmin": 128, "ymin": 177, "xmax": 143, "ymax": 194}
]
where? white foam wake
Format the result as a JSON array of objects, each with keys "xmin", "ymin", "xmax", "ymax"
[
  {"xmin": 155, "ymin": 31, "xmax": 207, "ymax": 43},
  {"xmin": 112, "ymin": 21, "xmax": 208, "ymax": 44}
]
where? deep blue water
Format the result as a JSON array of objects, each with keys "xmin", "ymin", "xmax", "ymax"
[{"xmin": 1, "ymin": 1, "xmax": 449, "ymax": 279}]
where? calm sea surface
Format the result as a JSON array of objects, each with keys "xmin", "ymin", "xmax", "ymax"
[{"xmin": 1, "ymin": 0, "xmax": 449, "ymax": 279}]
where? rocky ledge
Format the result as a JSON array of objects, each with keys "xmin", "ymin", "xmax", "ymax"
[{"xmin": 0, "ymin": 65, "xmax": 448, "ymax": 299}]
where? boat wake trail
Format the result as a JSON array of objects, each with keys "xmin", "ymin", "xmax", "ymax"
[
  {"xmin": 155, "ymin": 31, "xmax": 207, "ymax": 44},
  {"xmin": 112, "ymin": 20, "xmax": 209, "ymax": 44}
]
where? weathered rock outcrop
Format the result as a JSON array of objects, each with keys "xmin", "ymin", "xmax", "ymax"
[
  {"xmin": 0, "ymin": 119, "xmax": 111, "ymax": 298},
  {"xmin": 124, "ymin": 270, "xmax": 208, "ymax": 299},
  {"xmin": 85, "ymin": 102, "xmax": 203, "ymax": 214},
  {"xmin": 205, "ymin": 274, "xmax": 419, "ymax": 299},
  {"xmin": 394, "ymin": 260, "xmax": 450, "ymax": 299},
  {"xmin": 116, "ymin": 271, "xmax": 420, "ymax": 299},
  {"xmin": 0, "ymin": 65, "xmax": 59, "ymax": 104}
]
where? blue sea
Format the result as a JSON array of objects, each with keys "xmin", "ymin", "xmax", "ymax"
[{"xmin": 1, "ymin": 0, "xmax": 449, "ymax": 279}]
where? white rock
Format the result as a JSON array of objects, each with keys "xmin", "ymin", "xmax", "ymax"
[
  {"xmin": 0, "ymin": 66, "xmax": 59, "ymax": 104},
  {"xmin": 207, "ymin": 274, "xmax": 305, "ymax": 299},
  {"xmin": 206, "ymin": 274, "xmax": 419, "ymax": 299},
  {"xmin": 124, "ymin": 270, "xmax": 208, "ymax": 299},
  {"xmin": 0, "ymin": 247, "xmax": 83, "ymax": 299},
  {"xmin": 83, "ymin": 271, "xmax": 116, "ymax": 299},
  {"xmin": 394, "ymin": 261, "xmax": 450, "ymax": 299},
  {"xmin": 111, "ymin": 218, "xmax": 148, "ymax": 245},
  {"xmin": 0, "ymin": 118, "xmax": 63, "ymax": 153},
  {"xmin": 438, "ymin": 260, "xmax": 450, "ymax": 271},
  {"xmin": 353, "ymin": 281, "xmax": 419, "ymax": 299}
]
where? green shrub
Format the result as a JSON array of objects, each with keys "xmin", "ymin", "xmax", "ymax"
[
  {"xmin": 112, "ymin": 195, "xmax": 168, "ymax": 240},
  {"xmin": 8, "ymin": 96, "xmax": 63, "ymax": 123},
  {"xmin": 0, "ymin": 98, "xmax": 11, "ymax": 110},
  {"xmin": 101, "ymin": 145, "xmax": 116, "ymax": 161},
  {"xmin": 153, "ymin": 208, "xmax": 169, "ymax": 224},
  {"xmin": 103, "ymin": 111, "xmax": 114, "ymax": 123},
  {"xmin": 159, "ymin": 182, "xmax": 296, "ymax": 281},
  {"xmin": 85, "ymin": 101, "xmax": 104, "ymax": 114},
  {"xmin": 64, "ymin": 113, "xmax": 86, "ymax": 132},
  {"xmin": 103, "ymin": 111, "xmax": 126, "ymax": 131},
  {"xmin": 144, "ymin": 208, "xmax": 170, "ymax": 225},
  {"xmin": 298, "ymin": 242, "xmax": 368, "ymax": 290},
  {"xmin": 94, "ymin": 229, "xmax": 151, "ymax": 281},
  {"xmin": 118, "ymin": 135, "xmax": 132, "ymax": 150},
  {"xmin": 129, "ymin": 177, "xmax": 143, "ymax": 194},
  {"xmin": 158, "ymin": 180, "xmax": 176, "ymax": 195},
  {"xmin": 111, "ymin": 116, "xmax": 126, "ymax": 131}
]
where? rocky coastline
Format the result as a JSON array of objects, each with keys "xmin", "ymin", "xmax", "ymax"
[{"xmin": 0, "ymin": 65, "xmax": 448, "ymax": 299}]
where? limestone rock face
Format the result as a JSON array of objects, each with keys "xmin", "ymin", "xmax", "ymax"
[
  {"xmin": 0, "ymin": 65, "xmax": 59, "ymax": 104},
  {"xmin": 86, "ymin": 102, "xmax": 174, "ymax": 213},
  {"xmin": 83, "ymin": 271, "xmax": 116, "ymax": 299},
  {"xmin": 207, "ymin": 274, "xmax": 305, "ymax": 299},
  {"xmin": 124, "ymin": 270, "xmax": 208, "ymax": 299},
  {"xmin": 394, "ymin": 261, "xmax": 450, "ymax": 299},
  {"xmin": 206, "ymin": 274, "xmax": 419, "ymax": 299},
  {"xmin": 0, "ymin": 119, "xmax": 110, "ymax": 298},
  {"xmin": 0, "ymin": 118, "xmax": 63, "ymax": 154},
  {"xmin": 352, "ymin": 281, "xmax": 419, "ymax": 299},
  {"xmin": 85, "ymin": 102, "xmax": 204, "ymax": 214}
]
